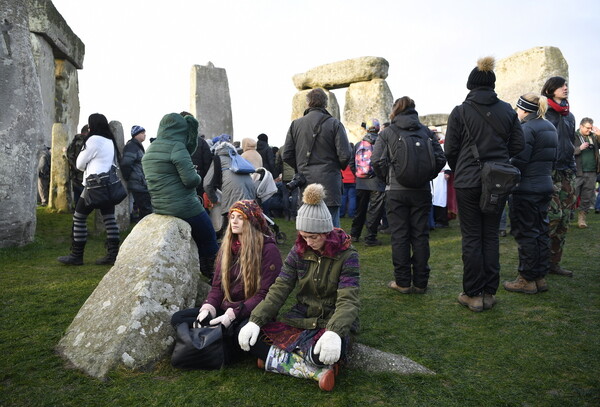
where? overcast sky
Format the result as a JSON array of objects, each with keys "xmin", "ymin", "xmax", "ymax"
[{"xmin": 51, "ymin": 0, "xmax": 600, "ymax": 148}]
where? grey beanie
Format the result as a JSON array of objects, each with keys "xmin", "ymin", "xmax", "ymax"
[{"xmin": 296, "ymin": 183, "xmax": 333, "ymax": 233}]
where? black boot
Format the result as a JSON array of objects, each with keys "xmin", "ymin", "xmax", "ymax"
[
  {"xmin": 58, "ymin": 240, "xmax": 86, "ymax": 265},
  {"xmin": 95, "ymin": 239, "xmax": 120, "ymax": 265},
  {"xmin": 199, "ymin": 255, "xmax": 216, "ymax": 282}
]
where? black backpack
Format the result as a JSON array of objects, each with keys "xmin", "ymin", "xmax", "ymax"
[{"xmin": 387, "ymin": 125, "xmax": 440, "ymax": 188}]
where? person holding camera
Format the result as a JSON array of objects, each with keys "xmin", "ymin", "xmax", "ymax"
[
  {"xmin": 282, "ymin": 88, "xmax": 352, "ymax": 228},
  {"xmin": 574, "ymin": 117, "xmax": 600, "ymax": 228}
]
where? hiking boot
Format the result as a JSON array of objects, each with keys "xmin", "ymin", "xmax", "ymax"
[
  {"xmin": 577, "ymin": 211, "xmax": 588, "ymax": 228},
  {"xmin": 549, "ymin": 263, "xmax": 573, "ymax": 277},
  {"xmin": 388, "ymin": 281, "xmax": 411, "ymax": 294},
  {"xmin": 503, "ymin": 274, "xmax": 537, "ymax": 294},
  {"xmin": 535, "ymin": 277, "xmax": 548, "ymax": 292},
  {"xmin": 483, "ymin": 293, "xmax": 497, "ymax": 310},
  {"xmin": 458, "ymin": 292, "xmax": 483, "ymax": 312},
  {"xmin": 57, "ymin": 240, "xmax": 86, "ymax": 266},
  {"xmin": 412, "ymin": 286, "xmax": 427, "ymax": 294},
  {"xmin": 364, "ymin": 238, "xmax": 382, "ymax": 247}
]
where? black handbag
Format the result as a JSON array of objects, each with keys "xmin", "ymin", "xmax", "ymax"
[
  {"xmin": 459, "ymin": 103, "xmax": 521, "ymax": 214},
  {"xmin": 84, "ymin": 165, "xmax": 128, "ymax": 208},
  {"xmin": 171, "ymin": 322, "xmax": 232, "ymax": 370}
]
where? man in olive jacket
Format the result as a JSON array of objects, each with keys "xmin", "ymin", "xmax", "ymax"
[{"xmin": 282, "ymin": 88, "xmax": 351, "ymax": 227}]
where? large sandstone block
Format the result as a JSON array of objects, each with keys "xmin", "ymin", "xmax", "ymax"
[
  {"xmin": 30, "ymin": 33, "xmax": 55, "ymax": 147},
  {"xmin": 48, "ymin": 123, "xmax": 70, "ymax": 213},
  {"xmin": 190, "ymin": 62, "xmax": 233, "ymax": 140},
  {"xmin": 57, "ymin": 214, "xmax": 210, "ymax": 378},
  {"xmin": 496, "ymin": 46, "xmax": 568, "ymax": 108},
  {"xmin": 290, "ymin": 89, "xmax": 340, "ymax": 121},
  {"xmin": 0, "ymin": 0, "xmax": 44, "ymax": 248},
  {"xmin": 292, "ymin": 56, "xmax": 389, "ymax": 91},
  {"xmin": 344, "ymin": 79, "xmax": 393, "ymax": 143},
  {"xmin": 55, "ymin": 59, "xmax": 80, "ymax": 139},
  {"xmin": 27, "ymin": 0, "xmax": 85, "ymax": 68},
  {"xmin": 419, "ymin": 114, "xmax": 450, "ymax": 127}
]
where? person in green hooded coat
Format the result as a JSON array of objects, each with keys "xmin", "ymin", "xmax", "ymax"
[{"xmin": 142, "ymin": 113, "xmax": 219, "ymax": 279}]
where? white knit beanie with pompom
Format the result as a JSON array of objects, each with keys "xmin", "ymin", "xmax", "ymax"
[{"xmin": 296, "ymin": 184, "xmax": 333, "ymax": 233}]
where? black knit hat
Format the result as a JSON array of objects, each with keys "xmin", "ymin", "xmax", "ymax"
[
  {"xmin": 257, "ymin": 133, "xmax": 268, "ymax": 142},
  {"xmin": 467, "ymin": 56, "xmax": 496, "ymax": 90}
]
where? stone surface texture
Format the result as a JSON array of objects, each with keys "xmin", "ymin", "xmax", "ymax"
[
  {"xmin": 27, "ymin": 0, "xmax": 85, "ymax": 68},
  {"xmin": 419, "ymin": 114, "xmax": 450, "ymax": 127},
  {"xmin": 344, "ymin": 79, "xmax": 393, "ymax": 143},
  {"xmin": 57, "ymin": 214, "xmax": 210, "ymax": 378},
  {"xmin": 347, "ymin": 343, "xmax": 435, "ymax": 375},
  {"xmin": 48, "ymin": 123, "xmax": 70, "ymax": 212},
  {"xmin": 54, "ymin": 59, "xmax": 80, "ymax": 139},
  {"xmin": 292, "ymin": 56, "xmax": 389, "ymax": 90},
  {"xmin": 0, "ymin": 0, "xmax": 44, "ymax": 248},
  {"xmin": 290, "ymin": 89, "xmax": 340, "ymax": 121},
  {"xmin": 190, "ymin": 62, "xmax": 233, "ymax": 140},
  {"xmin": 496, "ymin": 46, "xmax": 568, "ymax": 108},
  {"xmin": 30, "ymin": 32, "xmax": 55, "ymax": 147}
]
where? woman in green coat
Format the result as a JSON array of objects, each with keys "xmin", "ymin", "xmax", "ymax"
[
  {"xmin": 238, "ymin": 183, "xmax": 360, "ymax": 391},
  {"xmin": 142, "ymin": 113, "xmax": 218, "ymax": 279}
]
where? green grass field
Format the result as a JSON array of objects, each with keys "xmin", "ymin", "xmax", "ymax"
[{"xmin": 0, "ymin": 207, "xmax": 598, "ymax": 406}]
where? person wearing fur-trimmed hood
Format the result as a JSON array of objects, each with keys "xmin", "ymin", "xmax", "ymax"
[
  {"xmin": 444, "ymin": 56, "xmax": 524, "ymax": 312},
  {"xmin": 238, "ymin": 183, "xmax": 360, "ymax": 391}
]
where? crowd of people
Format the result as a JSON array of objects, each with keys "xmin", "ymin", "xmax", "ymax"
[{"xmin": 53, "ymin": 56, "xmax": 599, "ymax": 391}]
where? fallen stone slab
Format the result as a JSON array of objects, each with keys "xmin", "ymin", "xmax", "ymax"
[
  {"xmin": 57, "ymin": 214, "xmax": 210, "ymax": 378},
  {"xmin": 347, "ymin": 343, "xmax": 435, "ymax": 375},
  {"xmin": 292, "ymin": 56, "xmax": 389, "ymax": 90}
]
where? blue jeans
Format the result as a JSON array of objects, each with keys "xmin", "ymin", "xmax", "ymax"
[
  {"xmin": 340, "ymin": 183, "xmax": 357, "ymax": 218},
  {"xmin": 328, "ymin": 206, "xmax": 340, "ymax": 228}
]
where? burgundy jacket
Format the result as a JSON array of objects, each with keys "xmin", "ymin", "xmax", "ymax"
[{"xmin": 204, "ymin": 235, "xmax": 282, "ymax": 320}]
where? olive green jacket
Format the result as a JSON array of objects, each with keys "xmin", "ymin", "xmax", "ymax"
[{"xmin": 250, "ymin": 239, "xmax": 360, "ymax": 337}]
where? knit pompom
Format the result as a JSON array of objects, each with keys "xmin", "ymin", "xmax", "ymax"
[
  {"xmin": 302, "ymin": 183, "xmax": 326, "ymax": 205},
  {"xmin": 477, "ymin": 56, "xmax": 495, "ymax": 72}
]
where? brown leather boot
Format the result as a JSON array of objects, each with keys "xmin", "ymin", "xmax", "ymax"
[
  {"xmin": 535, "ymin": 277, "xmax": 548, "ymax": 292},
  {"xmin": 483, "ymin": 293, "xmax": 497, "ymax": 310},
  {"xmin": 578, "ymin": 211, "xmax": 588, "ymax": 228},
  {"xmin": 549, "ymin": 263, "xmax": 573, "ymax": 277},
  {"xmin": 503, "ymin": 274, "xmax": 538, "ymax": 294},
  {"xmin": 458, "ymin": 293, "xmax": 483, "ymax": 312}
]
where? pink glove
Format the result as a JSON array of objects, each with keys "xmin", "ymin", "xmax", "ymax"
[
  {"xmin": 209, "ymin": 308, "xmax": 236, "ymax": 328},
  {"xmin": 195, "ymin": 303, "xmax": 216, "ymax": 326},
  {"xmin": 314, "ymin": 331, "xmax": 341, "ymax": 365}
]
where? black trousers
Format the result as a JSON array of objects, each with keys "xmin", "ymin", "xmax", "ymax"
[
  {"xmin": 351, "ymin": 189, "xmax": 385, "ymax": 240},
  {"xmin": 386, "ymin": 189, "xmax": 431, "ymax": 288},
  {"xmin": 131, "ymin": 190, "xmax": 153, "ymax": 219},
  {"xmin": 455, "ymin": 187, "xmax": 505, "ymax": 296},
  {"xmin": 509, "ymin": 193, "xmax": 552, "ymax": 281}
]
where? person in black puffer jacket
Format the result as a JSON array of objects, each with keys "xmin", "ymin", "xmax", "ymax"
[
  {"xmin": 444, "ymin": 56, "xmax": 524, "ymax": 312},
  {"xmin": 503, "ymin": 93, "xmax": 558, "ymax": 295},
  {"xmin": 121, "ymin": 125, "xmax": 153, "ymax": 220},
  {"xmin": 372, "ymin": 97, "xmax": 446, "ymax": 294},
  {"xmin": 541, "ymin": 76, "xmax": 577, "ymax": 277}
]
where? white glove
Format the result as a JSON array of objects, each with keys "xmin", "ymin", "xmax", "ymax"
[
  {"xmin": 209, "ymin": 308, "xmax": 236, "ymax": 328},
  {"xmin": 195, "ymin": 303, "xmax": 216, "ymax": 325},
  {"xmin": 314, "ymin": 331, "xmax": 341, "ymax": 365},
  {"xmin": 238, "ymin": 321, "xmax": 260, "ymax": 351}
]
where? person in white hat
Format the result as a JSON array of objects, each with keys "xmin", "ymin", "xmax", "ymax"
[{"xmin": 238, "ymin": 183, "xmax": 360, "ymax": 391}]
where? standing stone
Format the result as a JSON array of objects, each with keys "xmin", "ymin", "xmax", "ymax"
[
  {"xmin": 495, "ymin": 46, "xmax": 569, "ymax": 108},
  {"xmin": 30, "ymin": 33, "xmax": 55, "ymax": 147},
  {"xmin": 0, "ymin": 0, "xmax": 44, "ymax": 248},
  {"xmin": 48, "ymin": 123, "xmax": 70, "ymax": 212},
  {"xmin": 93, "ymin": 121, "xmax": 130, "ymax": 234},
  {"xmin": 291, "ymin": 89, "xmax": 340, "ymax": 121},
  {"xmin": 190, "ymin": 62, "xmax": 233, "ymax": 140},
  {"xmin": 344, "ymin": 79, "xmax": 393, "ymax": 143},
  {"xmin": 57, "ymin": 214, "xmax": 208, "ymax": 378},
  {"xmin": 292, "ymin": 56, "xmax": 389, "ymax": 91},
  {"xmin": 55, "ymin": 59, "xmax": 80, "ymax": 138}
]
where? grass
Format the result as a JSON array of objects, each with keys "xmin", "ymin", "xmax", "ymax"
[{"xmin": 0, "ymin": 207, "xmax": 599, "ymax": 406}]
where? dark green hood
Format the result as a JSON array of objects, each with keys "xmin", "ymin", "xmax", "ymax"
[{"xmin": 156, "ymin": 113, "xmax": 198, "ymax": 154}]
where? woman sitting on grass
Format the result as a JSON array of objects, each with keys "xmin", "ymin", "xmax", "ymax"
[
  {"xmin": 238, "ymin": 184, "xmax": 360, "ymax": 391},
  {"xmin": 171, "ymin": 200, "xmax": 282, "ymax": 368}
]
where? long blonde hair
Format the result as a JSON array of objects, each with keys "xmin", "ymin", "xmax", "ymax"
[{"xmin": 218, "ymin": 217, "xmax": 264, "ymax": 302}]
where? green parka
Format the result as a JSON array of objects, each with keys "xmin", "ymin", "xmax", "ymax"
[{"xmin": 142, "ymin": 113, "xmax": 204, "ymax": 219}]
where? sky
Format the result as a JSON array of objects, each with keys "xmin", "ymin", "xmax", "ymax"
[{"xmin": 51, "ymin": 0, "xmax": 600, "ymax": 148}]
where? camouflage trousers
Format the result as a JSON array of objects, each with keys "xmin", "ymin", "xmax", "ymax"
[{"xmin": 548, "ymin": 170, "xmax": 577, "ymax": 265}]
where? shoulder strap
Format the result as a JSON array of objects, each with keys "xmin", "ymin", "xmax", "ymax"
[
  {"xmin": 465, "ymin": 100, "xmax": 506, "ymax": 137},
  {"xmin": 305, "ymin": 114, "xmax": 332, "ymax": 165},
  {"xmin": 458, "ymin": 104, "xmax": 482, "ymax": 165}
]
